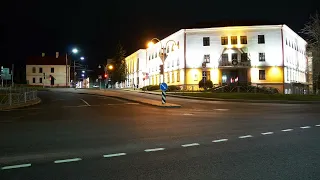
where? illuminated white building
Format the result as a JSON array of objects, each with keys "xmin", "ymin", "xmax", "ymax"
[{"xmin": 126, "ymin": 24, "xmax": 311, "ymax": 94}]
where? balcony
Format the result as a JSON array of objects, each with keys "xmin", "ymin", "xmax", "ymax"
[{"xmin": 219, "ymin": 59, "xmax": 251, "ymax": 68}]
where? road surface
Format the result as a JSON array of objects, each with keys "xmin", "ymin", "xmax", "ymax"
[{"xmin": 0, "ymin": 91, "xmax": 319, "ymax": 179}]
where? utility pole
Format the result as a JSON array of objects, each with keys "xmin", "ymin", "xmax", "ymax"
[{"xmin": 11, "ymin": 64, "xmax": 14, "ymax": 87}]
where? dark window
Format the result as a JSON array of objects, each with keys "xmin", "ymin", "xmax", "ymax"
[
  {"xmin": 167, "ymin": 47, "xmax": 169, "ymax": 53},
  {"xmin": 231, "ymin": 36, "xmax": 237, "ymax": 45},
  {"xmin": 259, "ymin": 70, "xmax": 266, "ymax": 80},
  {"xmin": 241, "ymin": 53, "xmax": 248, "ymax": 62},
  {"xmin": 222, "ymin": 54, "xmax": 228, "ymax": 61},
  {"xmin": 177, "ymin": 57, "xmax": 180, "ymax": 66},
  {"xmin": 39, "ymin": 67, "xmax": 43, "ymax": 73},
  {"xmin": 258, "ymin": 35, "xmax": 265, "ymax": 44},
  {"xmin": 39, "ymin": 78, "xmax": 42, "ymax": 83},
  {"xmin": 203, "ymin": 37, "xmax": 210, "ymax": 46},
  {"xmin": 155, "ymin": 52, "xmax": 157, "ymax": 58},
  {"xmin": 177, "ymin": 71, "xmax": 180, "ymax": 82},
  {"xmin": 202, "ymin": 71, "xmax": 210, "ymax": 81},
  {"xmin": 32, "ymin": 78, "xmax": 36, "ymax": 83},
  {"xmin": 231, "ymin": 53, "xmax": 238, "ymax": 60},
  {"xmin": 51, "ymin": 68, "xmax": 54, "ymax": 73},
  {"xmin": 204, "ymin": 54, "xmax": 210, "ymax": 63},
  {"xmin": 32, "ymin": 67, "xmax": 36, "ymax": 73},
  {"xmin": 259, "ymin": 53, "xmax": 265, "ymax": 61},
  {"xmin": 240, "ymin": 36, "xmax": 247, "ymax": 44},
  {"xmin": 221, "ymin": 36, "xmax": 228, "ymax": 45}
]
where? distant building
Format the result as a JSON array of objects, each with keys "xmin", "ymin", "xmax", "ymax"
[
  {"xmin": 125, "ymin": 24, "xmax": 311, "ymax": 94},
  {"xmin": 26, "ymin": 52, "xmax": 70, "ymax": 87}
]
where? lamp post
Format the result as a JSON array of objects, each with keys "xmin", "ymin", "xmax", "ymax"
[
  {"xmin": 65, "ymin": 48, "xmax": 78, "ymax": 87},
  {"xmin": 147, "ymin": 38, "xmax": 178, "ymax": 83}
]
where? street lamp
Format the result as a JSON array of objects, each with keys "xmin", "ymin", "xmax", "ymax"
[
  {"xmin": 82, "ymin": 70, "xmax": 85, "ymax": 73},
  {"xmin": 80, "ymin": 57, "xmax": 85, "ymax": 60},
  {"xmin": 147, "ymin": 38, "xmax": 178, "ymax": 83},
  {"xmin": 72, "ymin": 48, "xmax": 78, "ymax": 54},
  {"xmin": 65, "ymin": 48, "xmax": 78, "ymax": 87},
  {"xmin": 108, "ymin": 65, "xmax": 113, "ymax": 70}
]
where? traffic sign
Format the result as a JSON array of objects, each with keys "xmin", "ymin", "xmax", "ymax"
[{"xmin": 160, "ymin": 82, "xmax": 168, "ymax": 91}]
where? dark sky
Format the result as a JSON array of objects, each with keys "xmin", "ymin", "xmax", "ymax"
[{"xmin": 2, "ymin": 0, "xmax": 319, "ymax": 69}]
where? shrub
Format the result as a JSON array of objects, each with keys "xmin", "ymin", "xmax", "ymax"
[
  {"xmin": 199, "ymin": 80, "xmax": 213, "ymax": 89},
  {"xmin": 141, "ymin": 85, "xmax": 160, "ymax": 91},
  {"xmin": 167, "ymin": 85, "xmax": 181, "ymax": 92}
]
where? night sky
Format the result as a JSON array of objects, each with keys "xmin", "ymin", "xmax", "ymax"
[{"xmin": 2, "ymin": 0, "xmax": 319, "ymax": 70}]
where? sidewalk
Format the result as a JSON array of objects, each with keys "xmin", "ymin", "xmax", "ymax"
[
  {"xmin": 0, "ymin": 98, "xmax": 41, "ymax": 111},
  {"xmin": 120, "ymin": 89, "xmax": 320, "ymax": 104},
  {"xmin": 50, "ymin": 88, "xmax": 181, "ymax": 108}
]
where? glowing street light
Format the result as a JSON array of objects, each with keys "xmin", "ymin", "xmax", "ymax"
[
  {"xmin": 72, "ymin": 48, "xmax": 78, "ymax": 54},
  {"xmin": 82, "ymin": 70, "xmax": 85, "ymax": 73},
  {"xmin": 108, "ymin": 65, "xmax": 113, "ymax": 70},
  {"xmin": 81, "ymin": 74, "xmax": 84, "ymax": 77},
  {"xmin": 80, "ymin": 57, "xmax": 84, "ymax": 60}
]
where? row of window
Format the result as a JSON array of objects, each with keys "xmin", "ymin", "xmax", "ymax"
[
  {"xmin": 148, "ymin": 42, "xmax": 180, "ymax": 60},
  {"xmin": 150, "ymin": 71, "xmax": 181, "ymax": 85},
  {"xmin": 285, "ymin": 38, "xmax": 306, "ymax": 55},
  {"xmin": 220, "ymin": 53, "xmax": 265, "ymax": 62},
  {"xmin": 203, "ymin": 35, "xmax": 265, "ymax": 46},
  {"xmin": 32, "ymin": 67, "xmax": 54, "ymax": 73},
  {"xmin": 31, "ymin": 77, "xmax": 43, "ymax": 83}
]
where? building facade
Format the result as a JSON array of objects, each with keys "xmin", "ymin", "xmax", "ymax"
[
  {"xmin": 126, "ymin": 25, "xmax": 311, "ymax": 94},
  {"xmin": 125, "ymin": 49, "xmax": 146, "ymax": 88},
  {"xmin": 26, "ymin": 52, "xmax": 70, "ymax": 87}
]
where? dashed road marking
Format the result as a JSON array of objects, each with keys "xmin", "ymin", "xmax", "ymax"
[
  {"xmin": 1, "ymin": 163, "xmax": 31, "ymax": 170},
  {"xmin": 80, "ymin": 99, "xmax": 90, "ymax": 106},
  {"xmin": 239, "ymin": 135, "xmax": 253, "ymax": 139},
  {"xmin": 54, "ymin": 158, "xmax": 82, "ymax": 164},
  {"xmin": 144, "ymin": 148, "xmax": 165, "ymax": 152},
  {"xmin": 300, "ymin": 126, "xmax": 311, "ymax": 129},
  {"xmin": 212, "ymin": 139, "xmax": 228, "ymax": 143},
  {"xmin": 183, "ymin": 113, "xmax": 193, "ymax": 116},
  {"xmin": 315, "ymin": 125, "xmax": 320, "ymax": 127},
  {"xmin": 214, "ymin": 109, "xmax": 230, "ymax": 111},
  {"xmin": 125, "ymin": 102, "xmax": 139, "ymax": 105},
  {"xmin": 281, "ymin": 129, "xmax": 293, "ymax": 132},
  {"xmin": 103, "ymin": 153, "xmax": 126, "ymax": 158},
  {"xmin": 261, "ymin": 132, "xmax": 274, "ymax": 135},
  {"xmin": 181, "ymin": 143, "xmax": 200, "ymax": 147}
]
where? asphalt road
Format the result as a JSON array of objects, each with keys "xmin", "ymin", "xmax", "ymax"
[{"xmin": 0, "ymin": 90, "xmax": 320, "ymax": 179}]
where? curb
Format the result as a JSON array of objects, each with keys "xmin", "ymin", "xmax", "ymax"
[
  {"xmin": 0, "ymin": 98, "xmax": 42, "ymax": 111},
  {"xmin": 70, "ymin": 92, "xmax": 181, "ymax": 108},
  {"xmin": 137, "ymin": 91, "xmax": 320, "ymax": 104}
]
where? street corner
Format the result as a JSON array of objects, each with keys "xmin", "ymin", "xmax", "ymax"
[{"xmin": 0, "ymin": 98, "xmax": 42, "ymax": 111}]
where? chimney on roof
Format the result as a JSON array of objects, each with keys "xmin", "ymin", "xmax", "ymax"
[
  {"xmin": 42, "ymin": 53, "xmax": 45, "ymax": 57},
  {"xmin": 56, "ymin": 52, "xmax": 59, "ymax": 58}
]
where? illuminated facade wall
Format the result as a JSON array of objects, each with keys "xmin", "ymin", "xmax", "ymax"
[
  {"xmin": 126, "ymin": 25, "xmax": 309, "ymax": 93},
  {"xmin": 125, "ymin": 49, "xmax": 146, "ymax": 88}
]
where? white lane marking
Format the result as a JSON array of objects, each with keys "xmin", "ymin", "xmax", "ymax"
[
  {"xmin": 212, "ymin": 139, "xmax": 228, "ymax": 143},
  {"xmin": 1, "ymin": 163, "xmax": 31, "ymax": 170},
  {"xmin": 80, "ymin": 99, "xmax": 90, "ymax": 106},
  {"xmin": 62, "ymin": 105, "xmax": 89, "ymax": 108},
  {"xmin": 103, "ymin": 153, "xmax": 126, "ymax": 158},
  {"xmin": 239, "ymin": 135, "xmax": 253, "ymax": 139},
  {"xmin": 183, "ymin": 113, "xmax": 193, "ymax": 116},
  {"xmin": 300, "ymin": 126, "xmax": 311, "ymax": 129},
  {"xmin": 281, "ymin": 129, "xmax": 293, "ymax": 132},
  {"xmin": 316, "ymin": 125, "xmax": 320, "ymax": 127},
  {"xmin": 125, "ymin": 102, "xmax": 139, "ymax": 105},
  {"xmin": 54, "ymin": 158, "xmax": 82, "ymax": 164},
  {"xmin": 144, "ymin": 148, "xmax": 165, "ymax": 152},
  {"xmin": 181, "ymin": 143, "xmax": 200, "ymax": 147},
  {"xmin": 261, "ymin": 132, "xmax": 274, "ymax": 135},
  {"xmin": 214, "ymin": 109, "xmax": 230, "ymax": 111}
]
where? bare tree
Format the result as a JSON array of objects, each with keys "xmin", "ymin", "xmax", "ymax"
[{"xmin": 301, "ymin": 11, "xmax": 320, "ymax": 94}]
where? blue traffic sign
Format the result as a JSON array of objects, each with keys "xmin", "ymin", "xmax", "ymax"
[{"xmin": 160, "ymin": 82, "xmax": 168, "ymax": 91}]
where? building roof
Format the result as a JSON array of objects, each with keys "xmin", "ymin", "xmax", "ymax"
[
  {"xmin": 26, "ymin": 56, "xmax": 67, "ymax": 65},
  {"xmin": 184, "ymin": 20, "xmax": 285, "ymax": 29}
]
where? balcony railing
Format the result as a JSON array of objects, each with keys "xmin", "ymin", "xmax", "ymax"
[{"xmin": 219, "ymin": 59, "xmax": 251, "ymax": 68}]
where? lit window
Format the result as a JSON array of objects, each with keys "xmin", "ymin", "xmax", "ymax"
[
  {"xmin": 231, "ymin": 36, "xmax": 237, "ymax": 45},
  {"xmin": 221, "ymin": 36, "xmax": 228, "ymax": 45},
  {"xmin": 240, "ymin": 36, "xmax": 247, "ymax": 44}
]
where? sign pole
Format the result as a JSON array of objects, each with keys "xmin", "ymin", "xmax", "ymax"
[{"xmin": 162, "ymin": 91, "xmax": 166, "ymax": 104}]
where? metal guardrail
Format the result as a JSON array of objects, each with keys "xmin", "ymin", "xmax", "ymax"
[{"xmin": 0, "ymin": 87, "xmax": 38, "ymax": 106}]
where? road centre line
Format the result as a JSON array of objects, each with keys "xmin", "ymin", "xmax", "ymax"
[
  {"xmin": 239, "ymin": 135, "xmax": 253, "ymax": 139},
  {"xmin": 80, "ymin": 99, "xmax": 90, "ymax": 106},
  {"xmin": 212, "ymin": 139, "xmax": 228, "ymax": 143},
  {"xmin": 103, "ymin": 153, "xmax": 126, "ymax": 158},
  {"xmin": 281, "ymin": 129, "xmax": 293, "ymax": 132},
  {"xmin": 144, "ymin": 148, "xmax": 165, "ymax": 152},
  {"xmin": 1, "ymin": 163, "xmax": 31, "ymax": 170},
  {"xmin": 261, "ymin": 132, "xmax": 274, "ymax": 135},
  {"xmin": 214, "ymin": 109, "xmax": 230, "ymax": 111},
  {"xmin": 181, "ymin": 143, "xmax": 200, "ymax": 147},
  {"xmin": 54, "ymin": 158, "xmax": 82, "ymax": 164},
  {"xmin": 316, "ymin": 125, "xmax": 320, "ymax": 127},
  {"xmin": 300, "ymin": 126, "xmax": 311, "ymax": 129}
]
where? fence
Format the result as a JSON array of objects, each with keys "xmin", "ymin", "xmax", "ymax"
[{"xmin": 0, "ymin": 87, "xmax": 38, "ymax": 106}]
